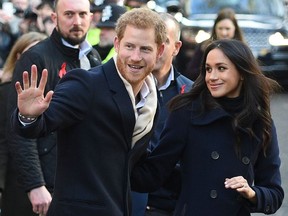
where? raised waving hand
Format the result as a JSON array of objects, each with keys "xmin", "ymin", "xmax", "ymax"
[{"xmin": 15, "ymin": 65, "xmax": 54, "ymax": 118}]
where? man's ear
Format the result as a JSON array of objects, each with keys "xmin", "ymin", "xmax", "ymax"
[
  {"xmin": 114, "ymin": 37, "xmax": 119, "ymax": 53},
  {"xmin": 51, "ymin": 12, "xmax": 57, "ymax": 26},
  {"xmin": 157, "ymin": 43, "xmax": 165, "ymax": 59},
  {"xmin": 173, "ymin": 41, "xmax": 182, "ymax": 56}
]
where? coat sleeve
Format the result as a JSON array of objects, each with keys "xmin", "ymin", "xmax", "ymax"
[
  {"xmin": 10, "ymin": 68, "xmax": 95, "ymax": 138},
  {"xmin": 131, "ymin": 108, "xmax": 189, "ymax": 192},
  {"xmin": 250, "ymin": 122, "xmax": 284, "ymax": 214},
  {"xmin": 9, "ymin": 69, "xmax": 96, "ymax": 191}
]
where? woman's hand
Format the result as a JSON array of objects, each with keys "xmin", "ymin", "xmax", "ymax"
[{"xmin": 224, "ymin": 176, "xmax": 257, "ymax": 204}]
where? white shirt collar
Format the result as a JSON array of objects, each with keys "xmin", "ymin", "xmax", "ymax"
[
  {"xmin": 135, "ymin": 81, "xmax": 149, "ymax": 109},
  {"xmin": 158, "ymin": 66, "xmax": 175, "ymax": 91},
  {"xmin": 61, "ymin": 38, "xmax": 92, "ymax": 59}
]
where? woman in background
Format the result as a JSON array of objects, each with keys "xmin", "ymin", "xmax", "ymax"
[
  {"xmin": 0, "ymin": 31, "xmax": 47, "ymax": 213},
  {"xmin": 186, "ymin": 8, "xmax": 245, "ymax": 81},
  {"xmin": 0, "ymin": 31, "xmax": 47, "ymax": 83}
]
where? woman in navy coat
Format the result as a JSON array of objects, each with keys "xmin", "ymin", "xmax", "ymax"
[{"xmin": 131, "ymin": 39, "xmax": 284, "ymax": 215}]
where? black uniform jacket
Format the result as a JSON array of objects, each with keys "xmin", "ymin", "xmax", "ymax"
[{"xmin": 7, "ymin": 28, "xmax": 102, "ymax": 193}]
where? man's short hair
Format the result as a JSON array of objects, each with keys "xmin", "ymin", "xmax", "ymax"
[{"xmin": 115, "ymin": 7, "xmax": 167, "ymax": 46}]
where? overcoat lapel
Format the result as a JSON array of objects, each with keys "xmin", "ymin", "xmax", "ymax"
[{"xmin": 102, "ymin": 59, "xmax": 136, "ymax": 149}]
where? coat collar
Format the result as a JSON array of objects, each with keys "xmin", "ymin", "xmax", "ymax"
[
  {"xmin": 189, "ymin": 97, "xmax": 262, "ymax": 145},
  {"xmin": 102, "ymin": 59, "xmax": 136, "ymax": 146},
  {"xmin": 190, "ymin": 97, "xmax": 230, "ymax": 125},
  {"xmin": 50, "ymin": 28, "xmax": 80, "ymax": 58},
  {"xmin": 173, "ymin": 67, "xmax": 193, "ymax": 94},
  {"xmin": 50, "ymin": 28, "xmax": 101, "ymax": 66}
]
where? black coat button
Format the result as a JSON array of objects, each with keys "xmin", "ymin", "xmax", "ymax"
[
  {"xmin": 211, "ymin": 151, "xmax": 220, "ymax": 160},
  {"xmin": 242, "ymin": 156, "xmax": 250, "ymax": 165},
  {"xmin": 210, "ymin": 190, "xmax": 217, "ymax": 198},
  {"xmin": 265, "ymin": 205, "xmax": 271, "ymax": 213}
]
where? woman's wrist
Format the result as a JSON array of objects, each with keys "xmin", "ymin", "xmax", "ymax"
[{"xmin": 248, "ymin": 189, "xmax": 257, "ymax": 204}]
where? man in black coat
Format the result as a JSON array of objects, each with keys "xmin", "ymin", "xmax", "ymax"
[
  {"xmin": 2, "ymin": 0, "xmax": 101, "ymax": 215},
  {"xmin": 10, "ymin": 7, "xmax": 166, "ymax": 216}
]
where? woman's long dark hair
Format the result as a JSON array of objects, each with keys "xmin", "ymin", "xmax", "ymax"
[{"xmin": 170, "ymin": 39, "xmax": 281, "ymax": 154}]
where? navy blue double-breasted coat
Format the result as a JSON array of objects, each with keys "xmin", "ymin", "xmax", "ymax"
[{"xmin": 131, "ymin": 97, "xmax": 284, "ymax": 216}]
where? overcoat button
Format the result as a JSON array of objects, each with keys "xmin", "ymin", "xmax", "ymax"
[
  {"xmin": 265, "ymin": 205, "xmax": 271, "ymax": 213},
  {"xmin": 211, "ymin": 151, "xmax": 219, "ymax": 160},
  {"xmin": 210, "ymin": 190, "xmax": 217, "ymax": 198},
  {"xmin": 242, "ymin": 156, "xmax": 250, "ymax": 165}
]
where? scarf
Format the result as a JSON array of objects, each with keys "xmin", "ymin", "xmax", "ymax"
[
  {"xmin": 115, "ymin": 58, "xmax": 157, "ymax": 148},
  {"xmin": 122, "ymin": 74, "xmax": 157, "ymax": 148}
]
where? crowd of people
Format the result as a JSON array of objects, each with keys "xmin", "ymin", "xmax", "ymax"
[{"xmin": 0, "ymin": 0, "xmax": 285, "ymax": 216}]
